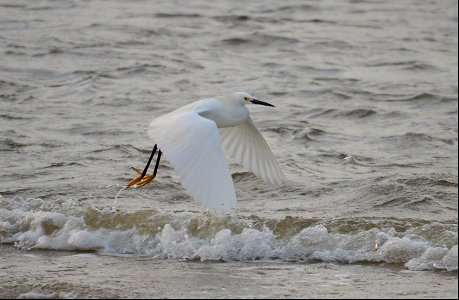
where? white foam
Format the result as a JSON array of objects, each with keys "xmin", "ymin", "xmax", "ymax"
[
  {"xmin": 0, "ymin": 197, "xmax": 457, "ymax": 271},
  {"xmin": 17, "ymin": 291, "xmax": 75, "ymax": 299},
  {"xmin": 196, "ymin": 227, "xmax": 277, "ymax": 261},
  {"xmin": 17, "ymin": 291, "xmax": 58, "ymax": 299},
  {"xmin": 406, "ymin": 245, "xmax": 458, "ymax": 271}
]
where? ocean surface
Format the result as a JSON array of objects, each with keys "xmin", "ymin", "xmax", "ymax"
[{"xmin": 0, "ymin": 0, "xmax": 457, "ymax": 298}]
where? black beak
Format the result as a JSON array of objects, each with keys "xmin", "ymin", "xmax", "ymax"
[{"xmin": 251, "ymin": 99, "xmax": 275, "ymax": 107}]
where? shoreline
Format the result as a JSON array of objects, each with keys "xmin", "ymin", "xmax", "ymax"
[{"xmin": 1, "ymin": 244, "xmax": 457, "ymax": 299}]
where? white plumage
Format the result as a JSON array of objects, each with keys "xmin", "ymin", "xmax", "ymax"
[{"xmin": 142, "ymin": 92, "xmax": 285, "ymax": 212}]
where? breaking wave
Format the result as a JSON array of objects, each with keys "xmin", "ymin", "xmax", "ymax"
[{"xmin": 1, "ymin": 196, "xmax": 456, "ymax": 272}]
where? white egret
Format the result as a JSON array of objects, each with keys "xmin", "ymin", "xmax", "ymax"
[{"xmin": 127, "ymin": 92, "xmax": 285, "ymax": 212}]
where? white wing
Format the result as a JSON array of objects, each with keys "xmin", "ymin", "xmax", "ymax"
[
  {"xmin": 148, "ymin": 111, "xmax": 236, "ymax": 212},
  {"xmin": 219, "ymin": 117, "xmax": 285, "ymax": 185}
]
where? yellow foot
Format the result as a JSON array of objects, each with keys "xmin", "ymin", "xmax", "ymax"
[
  {"xmin": 127, "ymin": 167, "xmax": 142, "ymax": 187},
  {"xmin": 136, "ymin": 174, "xmax": 155, "ymax": 188},
  {"xmin": 127, "ymin": 167, "xmax": 156, "ymax": 188}
]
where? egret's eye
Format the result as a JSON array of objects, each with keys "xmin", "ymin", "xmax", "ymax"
[{"xmin": 244, "ymin": 97, "xmax": 251, "ymax": 101}]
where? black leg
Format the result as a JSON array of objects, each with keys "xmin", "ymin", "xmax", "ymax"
[
  {"xmin": 153, "ymin": 150, "xmax": 162, "ymax": 177},
  {"xmin": 140, "ymin": 144, "xmax": 157, "ymax": 178}
]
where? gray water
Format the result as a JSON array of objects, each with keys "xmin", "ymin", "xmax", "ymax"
[{"xmin": 0, "ymin": 0, "xmax": 458, "ymax": 298}]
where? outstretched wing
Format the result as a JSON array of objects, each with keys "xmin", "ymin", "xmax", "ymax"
[
  {"xmin": 219, "ymin": 117, "xmax": 285, "ymax": 185},
  {"xmin": 148, "ymin": 111, "xmax": 236, "ymax": 212}
]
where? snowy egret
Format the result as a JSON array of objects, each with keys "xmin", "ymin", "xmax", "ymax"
[{"xmin": 127, "ymin": 92, "xmax": 285, "ymax": 212}]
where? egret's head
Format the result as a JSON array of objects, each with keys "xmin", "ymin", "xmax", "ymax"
[{"xmin": 232, "ymin": 92, "xmax": 275, "ymax": 107}]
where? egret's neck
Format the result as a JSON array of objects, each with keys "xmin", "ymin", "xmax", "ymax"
[
  {"xmin": 198, "ymin": 99, "xmax": 249, "ymax": 128},
  {"xmin": 219, "ymin": 102, "xmax": 249, "ymax": 128}
]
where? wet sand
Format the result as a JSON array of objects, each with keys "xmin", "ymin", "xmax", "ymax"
[{"xmin": 1, "ymin": 245, "xmax": 457, "ymax": 299}]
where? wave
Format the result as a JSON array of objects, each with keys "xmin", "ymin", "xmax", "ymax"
[
  {"xmin": 308, "ymin": 108, "xmax": 378, "ymax": 119},
  {"xmin": 365, "ymin": 92, "xmax": 457, "ymax": 103},
  {"xmin": 292, "ymin": 128, "xmax": 327, "ymax": 142},
  {"xmin": 213, "ymin": 15, "xmax": 251, "ymax": 23},
  {"xmin": 0, "ymin": 137, "xmax": 27, "ymax": 151},
  {"xmin": 0, "ymin": 196, "xmax": 456, "ymax": 272},
  {"xmin": 365, "ymin": 60, "xmax": 442, "ymax": 71},
  {"xmin": 382, "ymin": 132, "xmax": 457, "ymax": 146},
  {"xmin": 258, "ymin": 4, "xmax": 318, "ymax": 14},
  {"xmin": 154, "ymin": 13, "xmax": 202, "ymax": 19},
  {"xmin": 219, "ymin": 33, "xmax": 300, "ymax": 47}
]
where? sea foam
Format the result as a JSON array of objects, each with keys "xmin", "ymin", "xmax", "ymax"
[{"xmin": 0, "ymin": 196, "xmax": 457, "ymax": 271}]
